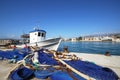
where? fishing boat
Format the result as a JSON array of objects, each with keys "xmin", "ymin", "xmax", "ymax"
[{"xmin": 16, "ymin": 28, "xmax": 62, "ymax": 51}]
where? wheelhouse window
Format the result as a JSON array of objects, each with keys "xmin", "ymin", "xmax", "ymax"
[
  {"xmin": 42, "ymin": 33, "xmax": 44, "ymax": 37},
  {"xmin": 38, "ymin": 32, "xmax": 45, "ymax": 37},
  {"xmin": 38, "ymin": 32, "xmax": 41, "ymax": 36}
]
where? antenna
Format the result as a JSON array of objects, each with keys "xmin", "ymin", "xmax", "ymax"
[
  {"xmin": 34, "ymin": 26, "xmax": 40, "ymax": 31},
  {"xmin": 34, "ymin": 24, "xmax": 40, "ymax": 30}
]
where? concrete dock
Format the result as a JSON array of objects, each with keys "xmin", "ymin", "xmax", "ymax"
[{"xmin": 0, "ymin": 60, "xmax": 16, "ymax": 80}]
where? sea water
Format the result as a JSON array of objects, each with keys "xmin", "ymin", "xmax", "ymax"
[{"xmin": 57, "ymin": 41, "xmax": 120, "ymax": 55}]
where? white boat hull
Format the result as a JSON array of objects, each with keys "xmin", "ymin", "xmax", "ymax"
[{"xmin": 16, "ymin": 38, "xmax": 62, "ymax": 51}]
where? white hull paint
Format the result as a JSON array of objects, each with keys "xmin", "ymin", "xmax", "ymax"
[{"xmin": 16, "ymin": 38, "xmax": 62, "ymax": 51}]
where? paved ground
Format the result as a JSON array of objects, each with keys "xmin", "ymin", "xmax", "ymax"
[{"xmin": 0, "ymin": 60, "xmax": 16, "ymax": 80}]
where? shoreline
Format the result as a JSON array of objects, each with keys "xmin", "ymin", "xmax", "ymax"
[{"xmin": 64, "ymin": 40, "xmax": 120, "ymax": 42}]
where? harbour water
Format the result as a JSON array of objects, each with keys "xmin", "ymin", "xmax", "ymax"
[{"xmin": 58, "ymin": 41, "xmax": 120, "ymax": 56}]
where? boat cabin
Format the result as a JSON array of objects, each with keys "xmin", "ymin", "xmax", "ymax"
[{"xmin": 29, "ymin": 28, "xmax": 46, "ymax": 43}]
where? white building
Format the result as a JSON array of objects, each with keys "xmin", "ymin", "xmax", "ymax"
[{"xmin": 71, "ymin": 38, "xmax": 77, "ymax": 42}]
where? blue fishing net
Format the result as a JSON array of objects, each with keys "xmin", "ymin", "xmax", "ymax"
[
  {"xmin": 10, "ymin": 67, "xmax": 34, "ymax": 80},
  {"xmin": 1, "ymin": 48, "xmax": 119, "ymax": 80},
  {"xmin": 38, "ymin": 50, "xmax": 58, "ymax": 65},
  {"xmin": 64, "ymin": 60, "xmax": 119, "ymax": 80},
  {"xmin": 50, "ymin": 71, "xmax": 73, "ymax": 80},
  {"xmin": 0, "ymin": 48, "xmax": 30, "ymax": 61}
]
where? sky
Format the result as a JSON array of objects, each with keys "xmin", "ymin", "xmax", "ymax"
[{"xmin": 0, "ymin": 0, "xmax": 120, "ymax": 39}]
